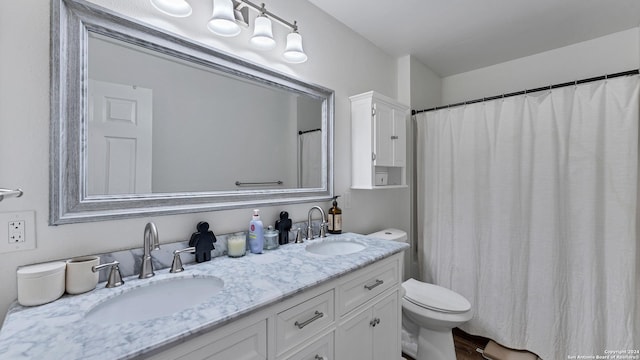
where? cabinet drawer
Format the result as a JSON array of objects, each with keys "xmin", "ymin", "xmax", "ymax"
[
  {"xmin": 281, "ymin": 331, "xmax": 334, "ymax": 360},
  {"xmin": 147, "ymin": 318, "xmax": 267, "ymax": 360},
  {"xmin": 338, "ymin": 258, "xmax": 398, "ymax": 315},
  {"xmin": 276, "ymin": 290, "xmax": 335, "ymax": 355}
]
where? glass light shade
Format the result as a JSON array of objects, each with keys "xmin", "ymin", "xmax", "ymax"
[
  {"xmin": 150, "ymin": 0, "xmax": 192, "ymax": 17},
  {"xmin": 250, "ymin": 16, "xmax": 276, "ymax": 51},
  {"xmin": 207, "ymin": 0, "xmax": 241, "ymax": 37},
  {"xmin": 283, "ymin": 32, "xmax": 308, "ymax": 63}
]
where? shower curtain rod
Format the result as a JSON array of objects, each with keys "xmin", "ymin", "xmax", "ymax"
[{"xmin": 411, "ymin": 69, "xmax": 639, "ymax": 115}]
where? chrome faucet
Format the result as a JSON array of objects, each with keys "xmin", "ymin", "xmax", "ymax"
[
  {"xmin": 139, "ymin": 222, "xmax": 160, "ymax": 279},
  {"xmin": 306, "ymin": 206, "xmax": 328, "ymax": 240}
]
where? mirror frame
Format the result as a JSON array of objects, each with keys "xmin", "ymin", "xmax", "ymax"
[{"xmin": 50, "ymin": 0, "xmax": 334, "ymax": 225}]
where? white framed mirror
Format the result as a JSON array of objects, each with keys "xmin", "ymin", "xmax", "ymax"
[{"xmin": 50, "ymin": 0, "xmax": 334, "ymax": 225}]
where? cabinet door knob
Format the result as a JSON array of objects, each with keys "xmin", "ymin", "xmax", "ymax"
[
  {"xmin": 369, "ymin": 318, "xmax": 380, "ymax": 327},
  {"xmin": 391, "ymin": 135, "xmax": 399, "ymax": 140},
  {"xmin": 372, "ymin": 152, "xmax": 376, "ymax": 161},
  {"xmin": 314, "ymin": 355, "xmax": 328, "ymax": 360}
]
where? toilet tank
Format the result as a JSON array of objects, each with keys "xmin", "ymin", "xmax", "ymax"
[
  {"xmin": 367, "ymin": 228, "xmax": 410, "ymax": 280},
  {"xmin": 367, "ymin": 228, "xmax": 407, "ymax": 243}
]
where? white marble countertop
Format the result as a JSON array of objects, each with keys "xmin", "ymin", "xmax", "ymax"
[{"xmin": 0, "ymin": 233, "xmax": 408, "ymax": 360}]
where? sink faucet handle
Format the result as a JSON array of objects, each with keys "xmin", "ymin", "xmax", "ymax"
[
  {"xmin": 319, "ymin": 221, "xmax": 327, "ymax": 238},
  {"xmin": 294, "ymin": 227, "xmax": 304, "ymax": 243},
  {"xmin": 170, "ymin": 247, "xmax": 196, "ymax": 273},
  {"xmin": 92, "ymin": 261, "xmax": 124, "ymax": 288}
]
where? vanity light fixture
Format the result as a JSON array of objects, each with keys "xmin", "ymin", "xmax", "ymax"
[
  {"xmin": 150, "ymin": 0, "xmax": 307, "ymax": 63},
  {"xmin": 283, "ymin": 23, "xmax": 307, "ymax": 64},
  {"xmin": 207, "ymin": 0, "xmax": 242, "ymax": 37},
  {"xmin": 150, "ymin": 0, "xmax": 192, "ymax": 17},
  {"xmin": 250, "ymin": 4, "xmax": 276, "ymax": 51}
]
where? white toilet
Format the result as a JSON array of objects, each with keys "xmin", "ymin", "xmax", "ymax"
[{"xmin": 367, "ymin": 229, "xmax": 473, "ymax": 360}]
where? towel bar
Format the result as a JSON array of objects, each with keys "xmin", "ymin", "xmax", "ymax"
[
  {"xmin": 235, "ymin": 180, "xmax": 283, "ymax": 186},
  {"xmin": 0, "ymin": 188, "xmax": 23, "ymax": 202}
]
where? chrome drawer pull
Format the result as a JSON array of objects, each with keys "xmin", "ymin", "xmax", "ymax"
[
  {"xmin": 364, "ymin": 279, "xmax": 384, "ymax": 290},
  {"xmin": 294, "ymin": 310, "xmax": 324, "ymax": 329}
]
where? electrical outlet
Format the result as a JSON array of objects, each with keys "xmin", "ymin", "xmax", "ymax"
[
  {"xmin": 8, "ymin": 220, "xmax": 25, "ymax": 243},
  {"xmin": 0, "ymin": 211, "xmax": 36, "ymax": 253}
]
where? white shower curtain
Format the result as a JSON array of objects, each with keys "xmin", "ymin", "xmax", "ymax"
[
  {"xmin": 416, "ymin": 75, "xmax": 639, "ymax": 359},
  {"xmin": 298, "ymin": 131, "xmax": 322, "ymax": 188}
]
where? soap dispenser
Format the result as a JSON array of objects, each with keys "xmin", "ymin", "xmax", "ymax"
[
  {"xmin": 327, "ymin": 195, "xmax": 342, "ymax": 234},
  {"xmin": 248, "ymin": 209, "xmax": 264, "ymax": 254}
]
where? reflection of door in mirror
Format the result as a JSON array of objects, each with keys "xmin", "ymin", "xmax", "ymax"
[{"xmin": 87, "ymin": 80, "xmax": 153, "ymax": 195}]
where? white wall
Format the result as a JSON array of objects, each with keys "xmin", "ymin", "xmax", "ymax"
[
  {"xmin": 0, "ymin": 0, "xmax": 407, "ymax": 322},
  {"xmin": 409, "ymin": 56, "xmax": 442, "ymax": 111},
  {"xmin": 442, "ymin": 28, "xmax": 640, "ymax": 104},
  {"xmin": 397, "ymin": 55, "xmax": 443, "ymax": 279}
]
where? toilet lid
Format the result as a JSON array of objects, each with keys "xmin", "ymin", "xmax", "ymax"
[{"xmin": 402, "ymin": 278, "xmax": 471, "ymax": 314}]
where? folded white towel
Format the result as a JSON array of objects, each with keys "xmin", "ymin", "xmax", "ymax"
[{"xmin": 479, "ymin": 340, "xmax": 538, "ymax": 360}]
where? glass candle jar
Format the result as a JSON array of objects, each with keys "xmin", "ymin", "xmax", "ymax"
[
  {"xmin": 264, "ymin": 226, "xmax": 279, "ymax": 250},
  {"xmin": 227, "ymin": 235, "xmax": 246, "ymax": 257}
]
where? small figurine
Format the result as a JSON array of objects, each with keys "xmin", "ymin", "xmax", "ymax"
[
  {"xmin": 189, "ymin": 221, "xmax": 217, "ymax": 263},
  {"xmin": 275, "ymin": 211, "xmax": 292, "ymax": 245}
]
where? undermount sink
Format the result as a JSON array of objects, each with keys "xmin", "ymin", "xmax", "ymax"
[
  {"xmin": 85, "ymin": 276, "xmax": 224, "ymax": 325},
  {"xmin": 305, "ymin": 239, "xmax": 367, "ymax": 256}
]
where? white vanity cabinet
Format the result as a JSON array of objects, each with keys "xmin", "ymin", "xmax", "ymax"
[
  {"xmin": 147, "ymin": 316, "xmax": 268, "ymax": 360},
  {"xmin": 351, "ymin": 91, "xmax": 409, "ymax": 189},
  {"xmin": 145, "ymin": 253, "xmax": 402, "ymax": 360},
  {"xmin": 336, "ymin": 292, "xmax": 400, "ymax": 360}
]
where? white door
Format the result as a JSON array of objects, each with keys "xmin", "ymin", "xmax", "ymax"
[{"xmin": 87, "ymin": 80, "xmax": 153, "ymax": 195}]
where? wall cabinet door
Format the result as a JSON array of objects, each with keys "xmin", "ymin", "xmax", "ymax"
[
  {"xmin": 374, "ymin": 102, "xmax": 406, "ymax": 168},
  {"xmin": 336, "ymin": 291, "xmax": 400, "ymax": 360}
]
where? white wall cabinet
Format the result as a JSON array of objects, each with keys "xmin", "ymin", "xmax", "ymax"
[
  {"xmin": 145, "ymin": 254, "xmax": 402, "ymax": 360},
  {"xmin": 351, "ymin": 91, "xmax": 409, "ymax": 189}
]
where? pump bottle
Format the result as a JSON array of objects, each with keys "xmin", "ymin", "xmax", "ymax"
[
  {"xmin": 248, "ymin": 209, "xmax": 264, "ymax": 254},
  {"xmin": 327, "ymin": 196, "xmax": 342, "ymax": 234}
]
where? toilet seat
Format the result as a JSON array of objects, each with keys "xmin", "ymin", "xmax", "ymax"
[{"xmin": 402, "ymin": 279, "xmax": 471, "ymax": 314}]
